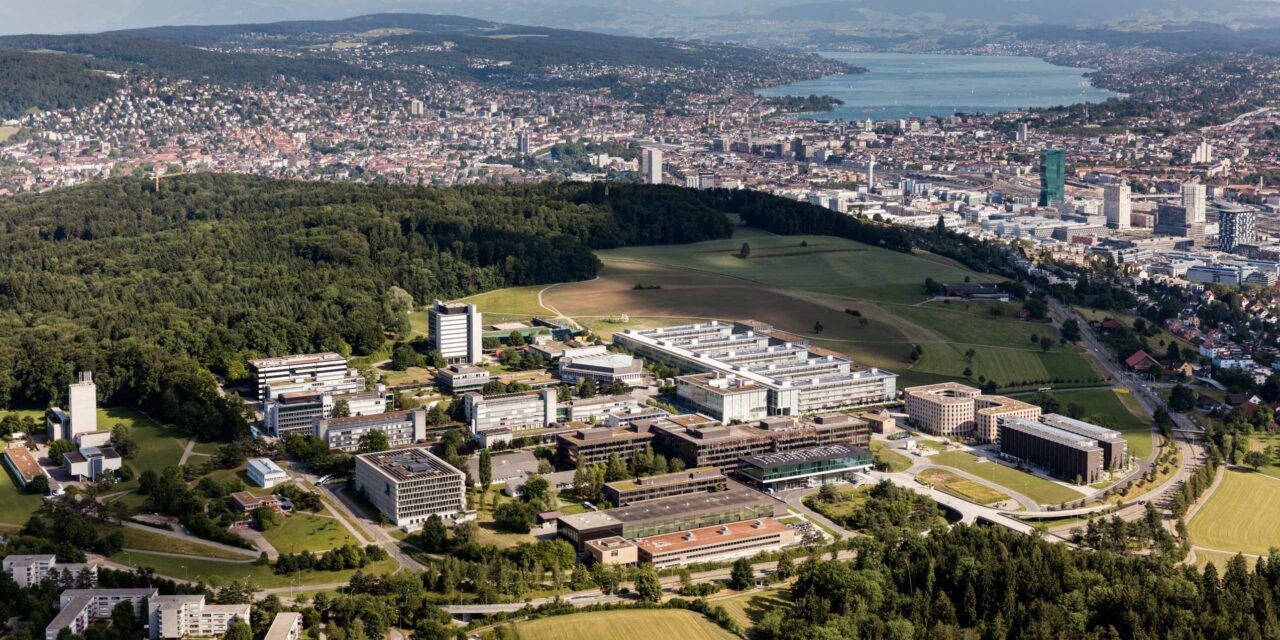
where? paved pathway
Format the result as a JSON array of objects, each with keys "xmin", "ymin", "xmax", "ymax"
[
  {"xmin": 121, "ymin": 522, "xmax": 258, "ymax": 558},
  {"xmin": 178, "ymin": 438, "xmax": 199, "ymax": 466}
]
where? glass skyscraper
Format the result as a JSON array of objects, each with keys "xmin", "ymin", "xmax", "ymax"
[{"xmin": 1039, "ymin": 148, "xmax": 1066, "ymax": 206}]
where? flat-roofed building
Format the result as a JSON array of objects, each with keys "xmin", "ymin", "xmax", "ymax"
[
  {"xmin": 262, "ymin": 375, "xmax": 366, "ymax": 402},
  {"xmin": 429, "ymin": 300, "xmax": 482, "ymax": 365},
  {"xmin": 584, "ymin": 536, "xmax": 639, "ymax": 566},
  {"xmin": 247, "ymin": 458, "xmax": 288, "ymax": 488},
  {"xmin": 903, "ymin": 382, "xmax": 980, "ymax": 437},
  {"xmin": 998, "ymin": 418, "xmax": 1105, "ymax": 484},
  {"xmin": 558, "ymin": 353, "xmax": 646, "ymax": 388},
  {"xmin": 651, "ymin": 413, "xmax": 868, "ymax": 474},
  {"xmin": 557, "ymin": 483, "xmax": 784, "ymax": 550},
  {"xmin": 4, "ymin": 555, "xmax": 96, "ymax": 588},
  {"xmin": 556, "ymin": 423, "xmax": 659, "ymax": 467},
  {"xmin": 603, "ymin": 467, "xmax": 726, "ymax": 507},
  {"xmin": 353, "ymin": 447, "xmax": 465, "ymax": 527},
  {"xmin": 1039, "ymin": 414, "xmax": 1128, "ymax": 470},
  {"xmin": 263, "ymin": 613, "xmax": 303, "ymax": 640},
  {"xmin": 315, "ymin": 409, "xmax": 426, "ymax": 452},
  {"xmin": 974, "ymin": 395, "xmax": 1042, "ymax": 443},
  {"xmin": 4, "ymin": 446, "xmax": 46, "ymax": 489},
  {"xmin": 436, "ymin": 364, "xmax": 490, "ymax": 394},
  {"xmin": 63, "ymin": 446, "xmax": 121, "ymax": 482},
  {"xmin": 635, "ymin": 517, "xmax": 798, "ymax": 568},
  {"xmin": 47, "ymin": 589, "xmax": 157, "ymax": 640},
  {"xmin": 263, "ymin": 389, "xmax": 386, "ymax": 438},
  {"xmin": 559, "ymin": 395, "xmax": 648, "ymax": 424},
  {"xmin": 737, "ymin": 443, "xmax": 872, "ymax": 492},
  {"xmin": 464, "ymin": 389, "xmax": 556, "ymax": 438},
  {"xmin": 248, "ymin": 353, "xmax": 350, "ymax": 400},
  {"xmin": 148, "ymin": 595, "xmax": 250, "ymax": 640},
  {"xmin": 614, "ymin": 320, "xmax": 896, "ymax": 417},
  {"xmin": 676, "ymin": 373, "xmax": 769, "ymax": 423}
]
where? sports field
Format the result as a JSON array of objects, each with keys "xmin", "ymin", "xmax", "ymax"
[
  {"xmin": 928, "ymin": 451, "xmax": 1085, "ymax": 506},
  {"xmin": 917, "ymin": 468, "xmax": 1010, "ymax": 506},
  {"xmin": 505, "ymin": 609, "xmax": 736, "ymax": 640},
  {"xmin": 1188, "ymin": 470, "xmax": 1280, "ymax": 557},
  {"xmin": 1046, "ymin": 389, "xmax": 1155, "ymax": 459}
]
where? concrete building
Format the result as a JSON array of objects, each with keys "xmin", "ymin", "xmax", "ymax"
[
  {"xmin": 3, "ymin": 555, "xmax": 96, "ymax": 588},
  {"xmin": 262, "ymin": 389, "xmax": 385, "ymax": 439},
  {"xmin": 974, "ymin": 396, "xmax": 1042, "ymax": 444},
  {"xmin": 48, "ymin": 372, "xmax": 98, "ymax": 441},
  {"xmin": 436, "ymin": 364, "xmax": 490, "ymax": 394},
  {"xmin": 559, "ymin": 395, "xmax": 649, "ymax": 424},
  {"xmin": 464, "ymin": 389, "xmax": 556, "ymax": 438},
  {"xmin": 556, "ymin": 422, "xmax": 660, "ymax": 466},
  {"xmin": 63, "ymin": 446, "xmax": 122, "ymax": 482},
  {"xmin": 247, "ymin": 458, "xmax": 288, "ymax": 488},
  {"xmin": 651, "ymin": 413, "xmax": 869, "ymax": 474},
  {"xmin": 429, "ymin": 300, "xmax": 482, "ymax": 365},
  {"xmin": 675, "ymin": 373, "xmax": 769, "ymax": 424},
  {"xmin": 1039, "ymin": 414, "xmax": 1128, "ymax": 470},
  {"xmin": 641, "ymin": 147, "xmax": 663, "ymax": 185},
  {"xmin": 4, "ymin": 446, "xmax": 47, "ymax": 490},
  {"xmin": 1219, "ymin": 207, "xmax": 1257, "ymax": 252},
  {"xmin": 635, "ymin": 517, "xmax": 798, "ymax": 568},
  {"xmin": 248, "ymin": 353, "xmax": 349, "ymax": 400},
  {"xmin": 998, "ymin": 418, "xmax": 1106, "ymax": 484},
  {"xmin": 262, "ymin": 375, "xmax": 366, "ymax": 402},
  {"xmin": 315, "ymin": 409, "xmax": 427, "ymax": 453},
  {"xmin": 148, "ymin": 594, "xmax": 250, "ymax": 640},
  {"xmin": 902, "ymin": 383, "xmax": 979, "ymax": 437},
  {"xmin": 47, "ymin": 589, "xmax": 157, "ymax": 640},
  {"xmin": 737, "ymin": 443, "xmax": 872, "ymax": 492},
  {"xmin": 1183, "ymin": 182, "xmax": 1207, "ymax": 224},
  {"xmin": 264, "ymin": 613, "xmax": 302, "ymax": 640},
  {"xmin": 583, "ymin": 536, "xmax": 638, "ymax": 566},
  {"xmin": 353, "ymin": 447, "xmax": 466, "ymax": 527},
  {"xmin": 614, "ymin": 320, "xmax": 896, "ymax": 418},
  {"xmin": 557, "ymin": 353, "xmax": 646, "ymax": 388},
  {"xmin": 603, "ymin": 467, "xmax": 726, "ymax": 507},
  {"xmin": 1104, "ymin": 183, "xmax": 1131, "ymax": 230},
  {"xmin": 557, "ymin": 483, "xmax": 783, "ymax": 550}
]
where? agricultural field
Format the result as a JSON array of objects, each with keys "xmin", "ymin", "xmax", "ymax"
[
  {"xmin": 501, "ymin": 609, "xmax": 736, "ymax": 640},
  {"xmin": 1188, "ymin": 470, "xmax": 1280, "ymax": 557},
  {"xmin": 1046, "ymin": 389, "xmax": 1155, "ymax": 459},
  {"xmin": 110, "ymin": 550, "xmax": 396, "ymax": 588},
  {"xmin": 712, "ymin": 589, "xmax": 790, "ymax": 631},
  {"xmin": 262, "ymin": 512, "xmax": 358, "ymax": 554},
  {"xmin": 917, "ymin": 468, "xmax": 1011, "ymax": 506},
  {"xmin": 928, "ymin": 451, "xmax": 1085, "ymax": 506}
]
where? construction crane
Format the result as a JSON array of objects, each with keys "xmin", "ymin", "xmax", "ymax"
[{"xmin": 152, "ymin": 170, "xmax": 186, "ymax": 192}]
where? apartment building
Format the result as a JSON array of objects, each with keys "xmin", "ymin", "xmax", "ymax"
[
  {"xmin": 975, "ymin": 396, "xmax": 1042, "ymax": 443},
  {"xmin": 353, "ymin": 447, "xmax": 466, "ymax": 527},
  {"xmin": 556, "ymin": 422, "xmax": 660, "ymax": 467},
  {"xmin": 464, "ymin": 389, "xmax": 556, "ymax": 436},
  {"xmin": 315, "ymin": 409, "xmax": 427, "ymax": 453},
  {"xmin": 263, "ymin": 613, "xmax": 303, "ymax": 640},
  {"xmin": 429, "ymin": 300, "xmax": 482, "ymax": 365},
  {"xmin": 47, "ymin": 589, "xmax": 157, "ymax": 640},
  {"xmin": 557, "ymin": 353, "xmax": 646, "ymax": 387},
  {"xmin": 602, "ymin": 467, "xmax": 726, "ymax": 507},
  {"xmin": 3, "ymin": 555, "xmax": 96, "ymax": 588},
  {"xmin": 650, "ymin": 413, "xmax": 868, "ymax": 474},
  {"xmin": 248, "ymin": 352, "xmax": 350, "ymax": 399},
  {"xmin": 635, "ymin": 517, "xmax": 798, "ymax": 568},
  {"xmin": 148, "ymin": 595, "xmax": 250, "ymax": 639}
]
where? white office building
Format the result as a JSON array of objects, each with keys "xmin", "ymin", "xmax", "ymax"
[
  {"xmin": 315, "ymin": 409, "xmax": 427, "ymax": 452},
  {"xmin": 429, "ymin": 300, "xmax": 482, "ymax": 365},
  {"xmin": 1182, "ymin": 182, "xmax": 1207, "ymax": 224},
  {"xmin": 248, "ymin": 353, "xmax": 350, "ymax": 400},
  {"xmin": 47, "ymin": 372, "xmax": 98, "ymax": 441},
  {"xmin": 641, "ymin": 147, "xmax": 663, "ymax": 185},
  {"xmin": 247, "ymin": 458, "xmax": 288, "ymax": 488},
  {"xmin": 1103, "ymin": 183, "xmax": 1131, "ymax": 230},
  {"xmin": 464, "ymin": 389, "xmax": 557, "ymax": 438},
  {"xmin": 353, "ymin": 448, "xmax": 466, "ymax": 528}
]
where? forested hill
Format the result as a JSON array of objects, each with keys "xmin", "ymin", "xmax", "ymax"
[
  {"xmin": 0, "ymin": 175, "xmax": 737, "ymax": 429},
  {"xmin": 0, "ymin": 51, "xmax": 120, "ymax": 119}
]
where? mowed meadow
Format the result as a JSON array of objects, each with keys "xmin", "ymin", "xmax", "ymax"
[{"xmin": 475, "ymin": 227, "xmax": 1106, "ymax": 391}]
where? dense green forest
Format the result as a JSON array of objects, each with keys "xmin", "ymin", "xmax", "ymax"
[
  {"xmin": 0, "ymin": 176, "xmax": 732, "ymax": 439},
  {"xmin": 0, "ymin": 51, "xmax": 120, "ymax": 119}
]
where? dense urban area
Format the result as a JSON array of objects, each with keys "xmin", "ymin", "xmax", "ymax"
[{"xmin": 3, "ymin": 7, "xmax": 1280, "ymax": 640}]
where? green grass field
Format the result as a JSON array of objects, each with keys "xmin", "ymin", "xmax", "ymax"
[
  {"xmin": 110, "ymin": 550, "xmax": 396, "ymax": 588},
  {"xmin": 871, "ymin": 441, "xmax": 912, "ymax": 473},
  {"xmin": 1193, "ymin": 547, "xmax": 1261, "ymax": 572},
  {"xmin": 928, "ymin": 451, "xmax": 1084, "ymax": 506},
  {"xmin": 100, "ymin": 407, "xmax": 190, "ymax": 476},
  {"xmin": 262, "ymin": 512, "xmax": 357, "ymax": 554},
  {"xmin": 458, "ymin": 285, "xmax": 548, "ymax": 319},
  {"xmin": 503, "ymin": 609, "xmax": 736, "ymax": 640},
  {"xmin": 803, "ymin": 485, "xmax": 870, "ymax": 522},
  {"xmin": 918, "ymin": 468, "xmax": 1011, "ymax": 506},
  {"xmin": 713, "ymin": 589, "xmax": 789, "ymax": 630},
  {"xmin": 0, "ymin": 126, "xmax": 18, "ymax": 143},
  {"xmin": 0, "ymin": 458, "xmax": 45, "ymax": 525},
  {"xmin": 1245, "ymin": 433, "xmax": 1280, "ymax": 480},
  {"xmin": 112, "ymin": 526, "xmax": 253, "ymax": 560},
  {"xmin": 1047, "ymin": 389, "xmax": 1154, "ymax": 459},
  {"xmin": 1188, "ymin": 470, "xmax": 1280, "ymax": 557}
]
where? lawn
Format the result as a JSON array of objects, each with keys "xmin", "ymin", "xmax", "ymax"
[
  {"xmin": 928, "ymin": 451, "xmax": 1084, "ymax": 506},
  {"xmin": 103, "ymin": 408, "xmax": 190, "ymax": 476},
  {"xmin": 0, "ymin": 459, "xmax": 45, "ymax": 525},
  {"xmin": 458, "ymin": 285, "xmax": 548, "ymax": 320},
  {"xmin": 1047, "ymin": 389, "xmax": 1154, "ymax": 459},
  {"xmin": 262, "ymin": 512, "xmax": 357, "ymax": 554},
  {"xmin": 111, "ymin": 525, "xmax": 253, "ymax": 560},
  {"xmin": 472, "ymin": 489, "xmax": 541, "ymax": 549},
  {"xmin": 1245, "ymin": 433, "xmax": 1280, "ymax": 480},
  {"xmin": 1188, "ymin": 470, "xmax": 1280, "ymax": 557},
  {"xmin": 803, "ymin": 485, "xmax": 870, "ymax": 522},
  {"xmin": 917, "ymin": 468, "xmax": 1011, "ymax": 506},
  {"xmin": 1193, "ymin": 547, "xmax": 1261, "ymax": 572},
  {"xmin": 870, "ymin": 441, "xmax": 912, "ymax": 473},
  {"xmin": 713, "ymin": 589, "xmax": 789, "ymax": 631},
  {"xmin": 110, "ymin": 550, "xmax": 397, "ymax": 588},
  {"xmin": 504, "ymin": 609, "xmax": 736, "ymax": 640}
]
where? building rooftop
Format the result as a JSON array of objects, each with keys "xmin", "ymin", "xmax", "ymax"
[
  {"xmin": 1002, "ymin": 418, "xmax": 1103, "ymax": 451},
  {"xmin": 740, "ymin": 443, "xmax": 871, "ymax": 470},
  {"xmin": 248, "ymin": 458, "xmax": 286, "ymax": 477},
  {"xmin": 357, "ymin": 447, "xmax": 461, "ymax": 482},
  {"xmin": 249, "ymin": 352, "xmax": 345, "ymax": 369},
  {"xmin": 265, "ymin": 613, "xmax": 303, "ymax": 640},
  {"xmin": 1040, "ymin": 414, "xmax": 1127, "ymax": 443},
  {"xmin": 325, "ymin": 409, "xmax": 413, "ymax": 427},
  {"xmin": 636, "ymin": 517, "xmax": 790, "ymax": 555},
  {"xmin": 605, "ymin": 467, "xmax": 723, "ymax": 492},
  {"xmin": 560, "ymin": 483, "xmax": 776, "ymax": 530},
  {"xmin": 904, "ymin": 382, "xmax": 982, "ymax": 403},
  {"xmin": 4, "ymin": 447, "xmax": 42, "ymax": 481}
]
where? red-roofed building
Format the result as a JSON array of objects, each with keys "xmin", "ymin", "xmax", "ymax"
[{"xmin": 1124, "ymin": 350, "xmax": 1161, "ymax": 371}]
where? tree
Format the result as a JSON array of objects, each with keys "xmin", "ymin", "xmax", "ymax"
[
  {"xmin": 493, "ymin": 502, "xmax": 536, "ymax": 534},
  {"xmin": 635, "ymin": 565, "xmax": 663, "ymax": 602},
  {"xmin": 222, "ymin": 620, "xmax": 252, "ymax": 640},
  {"xmin": 522, "ymin": 474, "xmax": 552, "ymax": 508},
  {"xmin": 356, "ymin": 430, "xmax": 390, "ymax": 454},
  {"xmin": 813, "ymin": 321, "xmax": 824, "ymax": 334},
  {"xmin": 1060, "ymin": 318, "xmax": 1081, "ymax": 342},
  {"xmin": 332, "ymin": 399, "xmax": 351, "ymax": 418},
  {"xmin": 775, "ymin": 554, "xmax": 795, "ymax": 581},
  {"xmin": 109, "ymin": 423, "xmax": 137, "ymax": 459},
  {"xmin": 507, "ymin": 330, "xmax": 526, "ymax": 347},
  {"xmin": 740, "ymin": 242, "xmax": 751, "ymax": 258},
  {"xmin": 252, "ymin": 506, "xmax": 278, "ymax": 531},
  {"xmin": 1243, "ymin": 451, "xmax": 1270, "ymax": 470},
  {"xmin": 27, "ymin": 474, "xmax": 49, "ymax": 495},
  {"xmin": 420, "ymin": 514, "xmax": 448, "ymax": 552},
  {"xmin": 478, "ymin": 449, "xmax": 493, "ymax": 488},
  {"xmin": 1039, "ymin": 336, "xmax": 1053, "ymax": 352},
  {"xmin": 48, "ymin": 439, "xmax": 77, "ymax": 461},
  {"xmin": 577, "ymin": 378, "xmax": 598, "ymax": 398},
  {"xmin": 1169, "ymin": 384, "xmax": 1196, "ymax": 413},
  {"xmin": 730, "ymin": 557, "xmax": 755, "ymax": 590}
]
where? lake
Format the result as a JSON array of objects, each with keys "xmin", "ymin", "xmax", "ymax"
[{"xmin": 758, "ymin": 52, "xmax": 1119, "ymax": 121}]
